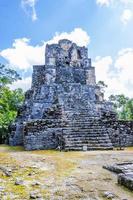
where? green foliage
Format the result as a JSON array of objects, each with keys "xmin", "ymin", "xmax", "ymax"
[
  {"xmin": 97, "ymin": 81, "xmax": 108, "ymax": 88},
  {"xmin": 97, "ymin": 80, "xmax": 108, "ymax": 93},
  {"xmin": 0, "ymin": 64, "xmax": 24, "ymax": 143},
  {"xmin": 97, "ymin": 81, "xmax": 133, "ymax": 121},
  {"xmin": 109, "ymin": 94, "xmax": 133, "ymax": 120},
  {"xmin": 0, "ymin": 64, "xmax": 21, "ymax": 86}
]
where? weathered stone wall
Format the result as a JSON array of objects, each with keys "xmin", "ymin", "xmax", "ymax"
[
  {"xmin": 32, "ymin": 65, "xmax": 45, "ymax": 88},
  {"xmin": 108, "ymin": 121, "xmax": 133, "ymax": 147},
  {"xmin": 23, "ymin": 119, "xmax": 67, "ymax": 150},
  {"xmin": 97, "ymin": 111, "xmax": 133, "ymax": 147},
  {"xmin": 9, "ymin": 123, "xmax": 24, "ymax": 146}
]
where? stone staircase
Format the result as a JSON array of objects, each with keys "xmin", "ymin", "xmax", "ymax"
[{"xmin": 61, "ymin": 111, "xmax": 113, "ymax": 151}]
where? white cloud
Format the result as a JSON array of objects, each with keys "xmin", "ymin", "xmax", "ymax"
[
  {"xmin": 10, "ymin": 77, "xmax": 32, "ymax": 92},
  {"xmin": 47, "ymin": 28, "xmax": 90, "ymax": 47},
  {"xmin": 0, "ymin": 28, "xmax": 90, "ymax": 71},
  {"xmin": 120, "ymin": 9, "xmax": 133, "ymax": 24},
  {"xmin": 115, "ymin": 48, "xmax": 133, "ymax": 85},
  {"xmin": 0, "ymin": 38, "xmax": 44, "ymax": 70},
  {"xmin": 94, "ymin": 56, "xmax": 114, "ymax": 98},
  {"xmin": 120, "ymin": 0, "xmax": 133, "ymax": 5},
  {"xmin": 94, "ymin": 48, "xmax": 133, "ymax": 98},
  {"xmin": 0, "ymin": 28, "xmax": 90, "ymax": 91},
  {"xmin": 21, "ymin": 0, "xmax": 38, "ymax": 21},
  {"xmin": 94, "ymin": 56, "xmax": 113, "ymax": 81},
  {"xmin": 96, "ymin": 0, "xmax": 112, "ymax": 6},
  {"xmin": 96, "ymin": 0, "xmax": 133, "ymax": 6},
  {"xmin": 96, "ymin": 0, "xmax": 133, "ymax": 24}
]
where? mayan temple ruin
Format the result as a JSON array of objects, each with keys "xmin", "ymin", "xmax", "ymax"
[{"xmin": 9, "ymin": 39, "xmax": 133, "ymax": 150}]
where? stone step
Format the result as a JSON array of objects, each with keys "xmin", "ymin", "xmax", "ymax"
[
  {"xmin": 66, "ymin": 119, "xmax": 100, "ymax": 122},
  {"xmin": 66, "ymin": 143, "xmax": 113, "ymax": 148},
  {"xmin": 65, "ymin": 146, "xmax": 113, "ymax": 151},
  {"xmin": 64, "ymin": 132, "xmax": 109, "ymax": 135},
  {"xmin": 63, "ymin": 131, "xmax": 110, "ymax": 135},
  {"xmin": 66, "ymin": 121, "xmax": 105, "ymax": 126},
  {"xmin": 65, "ymin": 138, "xmax": 111, "ymax": 143},
  {"xmin": 65, "ymin": 124, "xmax": 107, "ymax": 127},
  {"xmin": 65, "ymin": 139, "xmax": 111, "ymax": 144},
  {"xmin": 63, "ymin": 133, "xmax": 109, "ymax": 139},
  {"xmin": 65, "ymin": 145, "xmax": 113, "ymax": 149},
  {"xmin": 66, "ymin": 118, "xmax": 102, "ymax": 123},
  {"xmin": 65, "ymin": 126, "xmax": 106, "ymax": 129},
  {"xmin": 63, "ymin": 133, "xmax": 110, "ymax": 137},
  {"xmin": 65, "ymin": 141, "xmax": 113, "ymax": 146},
  {"xmin": 65, "ymin": 113, "xmax": 99, "ymax": 116},
  {"xmin": 63, "ymin": 129, "xmax": 108, "ymax": 132},
  {"xmin": 67, "ymin": 126, "xmax": 107, "ymax": 129},
  {"xmin": 65, "ymin": 111, "xmax": 98, "ymax": 114},
  {"xmin": 64, "ymin": 139, "xmax": 111, "ymax": 143},
  {"xmin": 64, "ymin": 138, "xmax": 112, "ymax": 143},
  {"xmin": 64, "ymin": 135, "xmax": 110, "ymax": 139}
]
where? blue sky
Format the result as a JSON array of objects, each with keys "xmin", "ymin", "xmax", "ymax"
[{"xmin": 0, "ymin": 0, "xmax": 133, "ymax": 98}]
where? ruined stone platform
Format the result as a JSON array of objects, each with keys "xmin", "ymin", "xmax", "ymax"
[
  {"xmin": 103, "ymin": 163, "xmax": 133, "ymax": 191},
  {"xmin": 9, "ymin": 39, "xmax": 133, "ymax": 150}
]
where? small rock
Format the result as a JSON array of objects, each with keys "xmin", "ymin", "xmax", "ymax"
[
  {"xmin": 5, "ymin": 171, "xmax": 12, "ymax": 177},
  {"xmin": 30, "ymin": 191, "xmax": 42, "ymax": 199},
  {"xmin": 32, "ymin": 181, "xmax": 41, "ymax": 186},
  {"xmin": 37, "ymin": 194, "xmax": 42, "ymax": 198},
  {"xmin": 30, "ymin": 193, "xmax": 36, "ymax": 199},
  {"xmin": 15, "ymin": 178, "xmax": 24, "ymax": 185},
  {"xmin": 7, "ymin": 168, "xmax": 12, "ymax": 173},
  {"xmin": 103, "ymin": 191, "xmax": 115, "ymax": 199},
  {"xmin": 0, "ymin": 167, "xmax": 12, "ymax": 177},
  {"xmin": 0, "ymin": 186, "xmax": 5, "ymax": 192},
  {"xmin": 28, "ymin": 171, "xmax": 35, "ymax": 176}
]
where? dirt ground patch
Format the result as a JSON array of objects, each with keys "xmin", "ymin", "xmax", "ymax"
[{"xmin": 0, "ymin": 145, "xmax": 133, "ymax": 200}]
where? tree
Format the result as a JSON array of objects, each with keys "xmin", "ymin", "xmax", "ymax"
[
  {"xmin": 97, "ymin": 81, "xmax": 133, "ymax": 121},
  {"xmin": 109, "ymin": 94, "xmax": 133, "ymax": 120},
  {"xmin": 97, "ymin": 80, "xmax": 108, "ymax": 93},
  {"xmin": 0, "ymin": 64, "xmax": 24, "ymax": 143},
  {"xmin": 0, "ymin": 64, "xmax": 21, "ymax": 87},
  {"xmin": 97, "ymin": 81, "xmax": 108, "ymax": 88},
  {"xmin": 124, "ymin": 99, "xmax": 133, "ymax": 120}
]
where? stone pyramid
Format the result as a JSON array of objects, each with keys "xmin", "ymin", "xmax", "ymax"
[{"xmin": 10, "ymin": 39, "xmax": 130, "ymax": 150}]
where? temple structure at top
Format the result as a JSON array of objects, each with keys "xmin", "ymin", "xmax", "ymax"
[{"xmin": 9, "ymin": 39, "xmax": 133, "ymax": 150}]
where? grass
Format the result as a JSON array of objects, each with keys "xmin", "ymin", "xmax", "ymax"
[
  {"xmin": 0, "ymin": 151, "xmax": 17, "ymax": 166},
  {"xmin": 4, "ymin": 184, "xmax": 28, "ymax": 199},
  {"xmin": 31, "ymin": 150, "xmax": 85, "ymax": 179},
  {"xmin": 125, "ymin": 147, "xmax": 133, "ymax": 151},
  {"xmin": 0, "ymin": 145, "xmax": 84, "ymax": 199},
  {"xmin": 0, "ymin": 144, "xmax": 24, "ymax": 152},
  {"xmin": 0, "ymin": 145, "xmax": 133, "ymax": 200}
]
